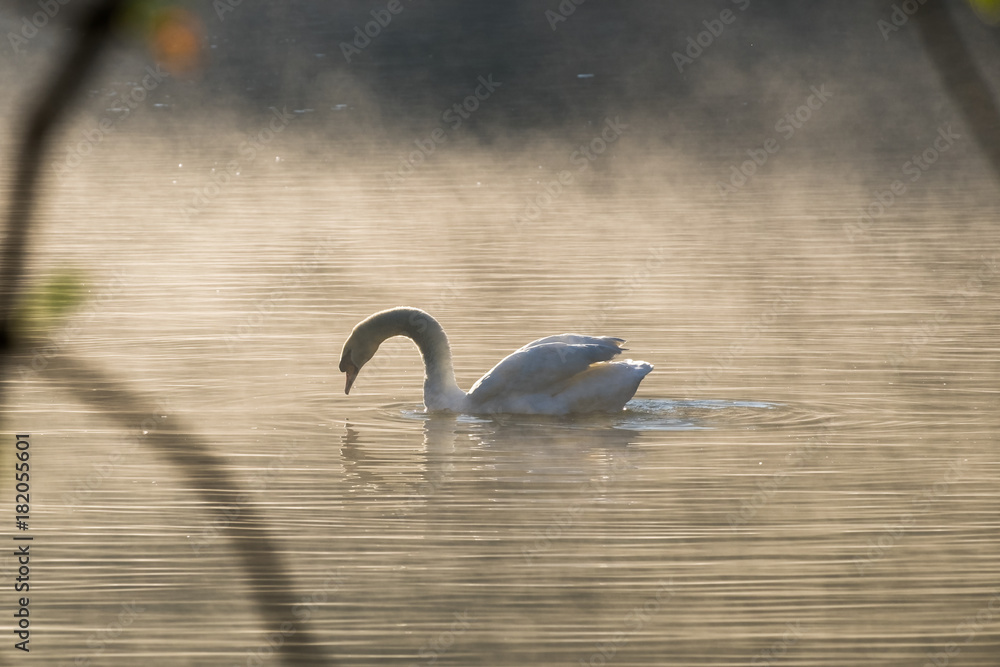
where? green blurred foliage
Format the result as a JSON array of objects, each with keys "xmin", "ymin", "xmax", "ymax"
[
  {"xmin": 12, "ymin": 272, "xmax": 87, "ymax": 340},
  {"xmin": 119, "ymin": 0, "xmax": 173, "ymax": 33},
  {"xmin": 969, "ymin": 0, "xmax": 1000, "ymax": 24}
]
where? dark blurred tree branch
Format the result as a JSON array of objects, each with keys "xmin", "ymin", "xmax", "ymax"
[
  {"xmin": 39, "ymin": 346, "xmax": 332, "ymax": 666},
  {"xmin": 0, "ymin": 2, "xmax": 331, "ymax": 664},
  {"xmin": 913, "ymin": 0, "xmax": 1000, "ymax": 181},
  {"xmin": 0, "ymin": 0, "xmax": 123, "ymax": 359}
]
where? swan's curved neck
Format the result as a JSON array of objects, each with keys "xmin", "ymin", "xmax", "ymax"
[{"xmin": 363, "ymin": 308, "xmax": 466, "ymax": 409}]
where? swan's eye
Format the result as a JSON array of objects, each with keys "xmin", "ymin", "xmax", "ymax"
[{"xmin": 339, "ymin": 351, "xmax": 356, "ymax": 373}]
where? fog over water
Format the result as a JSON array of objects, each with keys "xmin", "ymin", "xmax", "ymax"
[{"xmin": 1, "ymin": 1, "xmax": 1000, "ymax": 665}]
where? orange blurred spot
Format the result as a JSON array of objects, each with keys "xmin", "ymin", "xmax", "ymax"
[{"xmin": 151, "ymin": 8, "xmax": 203, "ymax": 75}]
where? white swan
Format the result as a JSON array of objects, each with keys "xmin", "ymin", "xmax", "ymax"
[{"xmin": 339, "ymin": 307, "xmax": 652, "ymax": 415}]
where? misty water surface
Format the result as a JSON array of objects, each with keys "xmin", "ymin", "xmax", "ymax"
[{"xmin": 2, "ymin": 1, "xmax": 1000, "ymax": 665}]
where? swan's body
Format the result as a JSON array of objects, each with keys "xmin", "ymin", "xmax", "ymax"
[{"xmin": 339, "ymin": 307, "xmax": 652, "ymax": 415}]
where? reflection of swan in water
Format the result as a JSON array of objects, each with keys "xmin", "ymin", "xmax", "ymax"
[
  {"xmin": 339, "ymin": 307, "xmax": 652, "ymax": 415},
  {"xmin": 340, "ymin": 414, "xmax": 472, "ymax": 514},
  {"xmin": 339, "ymin": 413, "xmax": 643, "ymax": 517},
  {"xmin": 337, "ymin": 399, "xmax": 782, "ymax": 504}
]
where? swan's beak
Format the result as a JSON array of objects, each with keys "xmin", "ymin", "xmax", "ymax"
[{"xmin": 342, "ymin": 361, "xmax": 359, "ymax": 395}]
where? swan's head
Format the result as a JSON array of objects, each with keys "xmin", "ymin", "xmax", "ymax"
[
  {"xmin": 339, "ymin": 332, "xmax": 379, "ymax": 395},
  {"xmin": 340, "ymin": 307, "xmax": 434, "ymax": 395}
]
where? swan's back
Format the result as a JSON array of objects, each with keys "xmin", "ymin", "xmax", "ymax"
[
  {"xmin": 466, "ymin": 334, "xmax": 652, "ymax": 415},
  {"xmin": 517, "ymin": 334, "xmax": 627, "ymax": 351}
]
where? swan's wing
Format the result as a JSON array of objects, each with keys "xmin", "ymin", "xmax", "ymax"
[
  {"xmin": 467, "ymin": 339, "xmax": 625, "ymax": 404},
  {"xmin": 542, "ymin": 359, "xmax": 653, "ymax": 414},
  {"xmin": 516, "ymin": 334, "xmax": 627, "ymax": 352}
]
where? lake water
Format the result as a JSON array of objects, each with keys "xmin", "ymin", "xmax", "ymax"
[{"xmin": 3, "ymin": 100, "xmax": 1000, "ymax": 665}]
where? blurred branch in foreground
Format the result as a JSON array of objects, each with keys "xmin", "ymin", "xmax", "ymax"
[
  {"xmin": 34, "ymin": 344, "xmax": 332, "ymax": 666},
  {"xmin": 0, "ymin": 1, "xmax": 331, "ymax": 664},
  {"xmin": 914, "ymin": 0, "xmax": 1000, "ymax": 181},
  {"xmin": 0, "ymin": 0, "xmax": 124, "ymax": 362}
]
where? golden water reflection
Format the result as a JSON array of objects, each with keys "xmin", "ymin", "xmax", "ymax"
[{"xmin": 5, "ymin": 143, "xmax": 1000, "ymax": 665}]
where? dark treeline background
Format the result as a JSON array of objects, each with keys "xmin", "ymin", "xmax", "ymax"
[{"xmin": 2, "ymin": 1, "xmax": 999, "ymax": 160}]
